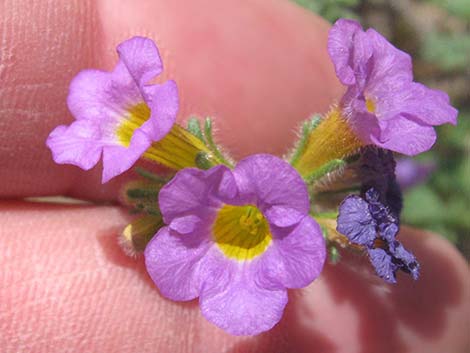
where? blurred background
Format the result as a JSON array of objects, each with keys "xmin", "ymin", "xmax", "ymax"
[{"xmin": 294, "ymin": 0, "xmax": 470, "ymax": 259}]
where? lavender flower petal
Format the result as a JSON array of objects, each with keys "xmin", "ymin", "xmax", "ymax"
[
  {"xmin": 116, "ymin": 36, "xmax": 163, "ymax": 87},
  {"xmin": 199, "ymin": 254, "xmax": 288, "ymax": 336},
  {"xmin": 158, "ymin": 165, "xmax": 236, "ymax": 224},
  {"xmin": 144, "ymin": 226, "xmax": 210, "ymax": 301},
  {"xmin": 141, "ymin": 80, "xmax": 179, "ymax": 141},
  {"xmin": 328, "ymin": 18, "xmax": 365, "ymax": 86},
  {"xmin": 46, "ymin": 120, "xmax": 102, "ymax": 170},
  {"xmin": 233, "ymin": 154, "xmax": 310, "ymax": 227},
  {"xmin": 255, "ymin": 216, "xmax": 326, "ymax": 290},
  {"xmin": 372, "ymin": 116, "xmax": 437, "ymax": 156}
]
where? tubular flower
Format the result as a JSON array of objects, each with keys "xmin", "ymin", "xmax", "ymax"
[
  {"xmin": 292, "ymin": 19, "xmax": 458, "ymax": 177},
  {"xmin": 337, "ymin": 189, "xmax": 419, "ymax": 283},
  {"xmin": 329, "ymin": 19, "xmax": 458, "ymax": 156},
  {"xmin": 144, "ymin": 154, "xmax": 326, "ymax": 335},
  {"xmin": 46, "ymin": 37, "xmax": 178, "ymax": 182}
]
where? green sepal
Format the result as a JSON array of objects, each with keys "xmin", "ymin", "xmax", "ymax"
[
  {"xmin": 289, "ymin": 114, "xmax": 322, "ymax": 165},
  {"xmin": 305, "ymin": 158, "xmax": 346, "ymax": 184},
  {"xmin": 314, "ymin": 211, "xmax": 339, "ymax": 219},
  {"xmin": 328, "ymin": 245, "xmax": 340, "ymax": 264},
  {"xmin": 135, "ymin": 167, "xmax": 170, "ymax": 183},
  {"xmin": 320, "ymin": 225, "xmax": 341, "ymax": 264},
  {"xmin": 319, "ymin": 224, "xmax": 329, "ymax": 240},
  {"xmin": 187, "ymin": 117, "xmax": 206, "ymax": 142},
  {"xmin": 204, "ymin": 118, "xmax": 234, "ymax": 168},
  {"xmin": 123, "ymin": 177, "xmax": 164, "ymax": 216}
]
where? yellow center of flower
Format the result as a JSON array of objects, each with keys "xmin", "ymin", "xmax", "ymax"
[
  {"xmin": 114, "ymin": 103, "xmax": 222, "ymax": 170},
  {"xmin": 116, "ymin": 103, "xmax": 151, "ymax": 147},
  {"xmin": 366, "ymin": 98, "xmax": 376, "ymax": 113},
  {"xmin": 212, "ymin": 204, "xmax": 272, "ymax": 261}
]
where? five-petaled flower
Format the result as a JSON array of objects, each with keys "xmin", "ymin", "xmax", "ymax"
[
  {"xmin": 46, "ymin": 36, "xmax": 179, "ymax": 182},
  {"xmin": 145, "ymin": 154, "xmax": 326, "ymax": 335},
  {"xmin": 328, "ymin": 19, "xmax": 458, "ymax": 156}
]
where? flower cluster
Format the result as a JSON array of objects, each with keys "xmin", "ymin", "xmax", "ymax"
[{"xmin": 46, "ymin": 19, "xmax": 457, "ymax": 336}]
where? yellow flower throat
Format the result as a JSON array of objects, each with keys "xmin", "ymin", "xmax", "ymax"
[
  {"xmin": 115, "ymin": 102, "xmax": 219, "ymax": 170},
  {"xmin": 213, "ymin": 205, "xmax": 272, "ymax": 261}
]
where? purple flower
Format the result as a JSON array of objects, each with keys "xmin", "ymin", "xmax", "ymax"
[
  {"xmin": 145, "ymin": 154, "xmax": 326, "ymax": 335},
  {"xmin": 46, "ymin": 37, "xmax": 178, "ymax": 182},
  {"xmin": 328, "ymin": 19, "xmax": 458, "ymax": 156},
  {"xmin": 337, "ymin": 188, "xmax": 419, "ymax": 283},
  {"xmin": 395, "ymin": 158, "xmax": 435, "ymax": 190}
]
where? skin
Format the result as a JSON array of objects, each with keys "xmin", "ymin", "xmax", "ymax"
[{"xmin": 0, "ymin": 1, "xmax": 468, "ymax": 352}]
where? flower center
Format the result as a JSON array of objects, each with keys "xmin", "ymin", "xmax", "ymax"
[
  {"xmin": 116, "ymin": 103, "xmax": 151, "ymax": 147},
  {"xmin": 366, "ymin": 98, "xmax": 376, "ymax": 113},
  {"xmin": 213, "ymin": 204, "xmax": 272, "ymax": 261}
]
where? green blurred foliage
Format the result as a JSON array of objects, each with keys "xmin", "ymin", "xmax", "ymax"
[
  {"xmin": 402, "ymin": 113, "xmax": 470, "ymax": 244},
  {"xmin": 293, "ymin": 0, "xmax": 470, "ymax": 256},
  {"xmin": 430, "ymin": 0, "xmax": 470, "ymax": 21},
  {"xmin": 294, "ymin": 0, "xmax": 360, "ymax": 21},
  {"xmin": 423, "ymin": 33, "xmax": 470, "ymax": 72}
]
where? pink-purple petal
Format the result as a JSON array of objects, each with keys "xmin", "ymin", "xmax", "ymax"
[
  {"xmin": 255, "ymin": 216, "xmax": 326, "ymax": 290},
  {"xmin": 67, "ymin": 66, "xmax": 141, "ymax": 124},
  {"xmin": 373, "ymin": 117, "xmax": 437, "ymax": 156},
  {"xmin": 365, "ymin": 28, "xmax": 413, "ymax": 85},
  {"xmin": 347, "ymin": 107, "xmax": 382, "ymax": 145},
  {"xmin": 101, "ymin": 128, "xmax": 152, "ymax": 183},
  {"xmin": 233, "ymin": 154, "xmax": 310, "ymax": 219},
  {"xmin": 144, "ymin": 226, "xmax": 211, "ymax": 301},
  {"xmin": 158, "ymin": 165, "xmax": 236, "ymax": 224},
  {"xmin": 377, "ymin": 82, "xmax": 458, "ymax": 126},
  {"xmin": 46, "ymin": 120, "xmax": 102, "ymax": 170},
  {"xmin": 328, "ymin": 18, "xmax": 363, "ymax": 85},
  {"xmin": 199, "ymin": 257, "xmax": 288, "ymax": 336},
  {"xmin": 142, "ymin": 80, "xmax": 179, "ymax": 141},
  {"xmin": 117, "ymin": 36, "xmax": 163, "ymax": 87},
  {"xmin": 169, "ymin": 215, "xmax": 202, "ymax": 234},
  {"xmin": 264, "ymin": 205, "xmax": 305, "ymax": 227}
]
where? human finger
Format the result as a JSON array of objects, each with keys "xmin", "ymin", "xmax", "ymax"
[{"xmin": 0, "ymin": 0, "xmax": 342, "ymax": 201}]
